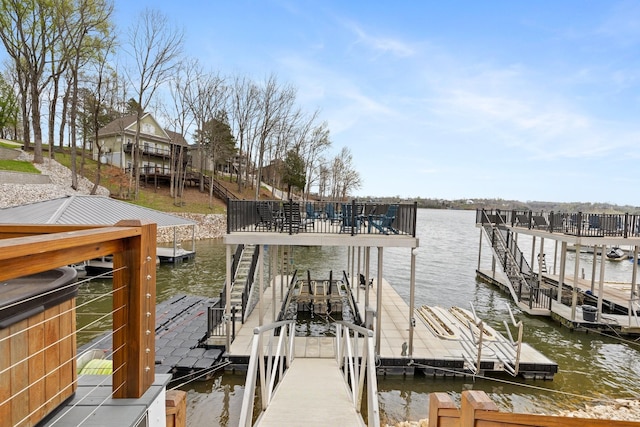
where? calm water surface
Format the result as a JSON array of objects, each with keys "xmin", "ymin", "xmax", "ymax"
[{"xmin": 87, "ymin": 209, "xmax": 640, "ymax": 425}]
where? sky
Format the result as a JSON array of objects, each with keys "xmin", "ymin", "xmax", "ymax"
[{"xmin": 115, "ymin": 1, "xmax": 640, "ymax": 205}]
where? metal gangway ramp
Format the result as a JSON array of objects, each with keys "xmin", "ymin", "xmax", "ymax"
[{"xmin": 239, "ymin": 320, "xmax": 379, "ymax": 427}]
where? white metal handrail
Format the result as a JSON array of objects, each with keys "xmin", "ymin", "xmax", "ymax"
[
  {"xmin": 335, "ymin": 321, "xmax": 380, "ymax": 427},
  {"xmin": 503, "ymin": 303, "xmax": 523, "ymax": 376},
  {"xmin": 238, "ymin": 319, "xmax": 296, "ymax": 427}
]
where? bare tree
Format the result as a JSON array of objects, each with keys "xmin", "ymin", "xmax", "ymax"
[
  {"xmin": 0, "ymin": 0, "xmax": 61, "ymax": 163},
  {"xmin": 59, "ymin": 0, "xmax": 114, "ymax": 190},
  {"xmin": 302, "ymin": 121, "xmax": 331, "ymax": 199},
  {"xmin": 333, "ymin": 146, "xmax": 361, "ymax": 199},
  {"xmin": 126, "ymin": 8, "xmax": 184, "ymax": 198},
  {"xmin": 229, "ymin": 74, "xmax": 258, "ymax": 193},
  {"xmin": 253, "ymin": 74, "xmax": 297, "ymax": 200},
  {"xmin": 165, "ymin": 59, "xmax": 196, "ymax": 202}
]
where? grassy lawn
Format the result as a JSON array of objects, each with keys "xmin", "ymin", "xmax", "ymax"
[
  {"xmin": 0, "ymin": 159, "xmax": 40, "ymax": 173},
  {"xmin": 4, "ymin": 146, "xmax": 273, "ymax": 215}
]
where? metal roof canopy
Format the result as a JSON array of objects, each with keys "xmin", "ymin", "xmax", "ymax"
[{"xmin": 0, "ymin": 195, "xmax": 196, "ymax": 228}]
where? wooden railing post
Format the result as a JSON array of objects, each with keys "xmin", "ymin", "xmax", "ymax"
[
  {"xmin": 460, "ymin": 390, "xmax": 499, "ymax": 427},
  {"xmin": 428, "ymin": 392, "xmax": 458, "ymax": 427},
  {"xmin": 112, "ymin": 220, "xmax": 157, "ymax": 399}
]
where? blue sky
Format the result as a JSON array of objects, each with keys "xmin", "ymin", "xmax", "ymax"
[{"xmin": 120, "ymin": 2, "xmax": 639, "ymax": 205}]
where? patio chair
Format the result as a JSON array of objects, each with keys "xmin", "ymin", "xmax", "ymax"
[
  {"xmin": 305, "ymin": 202, "xmax": 322, "ymax": 221},
  {"xmin": 368, "ymin": 204, "xmax": 399, "ymax": 234},
  {"xmin": 531, "ymin": 215, "xmax": 548, "ymax": 230},
  {"xmin": 282, "ymin": 201, "xmax": 313, "ymax": 233},
  {"xmin": 340, "ymin": 203, "xmax": 361, "ymax": 233},
  {"xmin": 255, "ymin": 202, "xmax": 280, "ymax": 231},
  {"xmin": 324, "ymin": 203, "xmax": 341, "ymax": 224}
]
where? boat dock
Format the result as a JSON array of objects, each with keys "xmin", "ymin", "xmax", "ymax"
[
  {"xmin": 476, "ymin": 209, "xmax": 640, "ymax": 336},
  {"xmin": 478, "ymin": 269, "xmax": 640, "ymax": 335},
  {"xmin": 227, "ymin": 274, "xmax": 557, "ymax": 379},
  {"xmin": 156, "ymin": 246, "xmax": 196, "ymax": 263}
]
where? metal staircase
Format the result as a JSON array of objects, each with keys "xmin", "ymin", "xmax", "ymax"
[{"xmin": 479, "ymin": 211, "xmax": 551, "ymax": 310}]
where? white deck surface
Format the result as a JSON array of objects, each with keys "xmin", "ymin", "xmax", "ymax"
[{"xmin": 255, "ymin": 358, "xmax": 364, "ymax": 427}]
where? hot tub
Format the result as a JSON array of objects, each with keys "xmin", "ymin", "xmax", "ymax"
[{"xmin": 0, "ymin": 266, "xmax": 79, "ymax": 426}]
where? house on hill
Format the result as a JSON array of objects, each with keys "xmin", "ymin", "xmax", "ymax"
[{"xmin": 94, "ymin": 113, "xmax": 190, "ymax": 182}]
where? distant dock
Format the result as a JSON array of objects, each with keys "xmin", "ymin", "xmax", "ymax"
[{"xmin": 476, "ymin": 209, "xmax": 640, "ymax": 337}]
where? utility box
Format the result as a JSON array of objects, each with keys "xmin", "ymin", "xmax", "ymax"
[{"xmin": 0, "ymin": 267, "xmax": 79, "ymax": 426}]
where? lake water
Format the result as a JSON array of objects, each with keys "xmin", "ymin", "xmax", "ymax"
[{"xmin": 91, "ymin": 209, "xmax": 640, "ymax": 425}]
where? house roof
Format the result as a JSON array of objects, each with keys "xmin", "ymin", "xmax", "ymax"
[
  {"xmin": 165, "ymin": 129, "xmax": 189, "ymax": 147},
  {"xmin": 98, "ymin": 113, "xmax": 189, "ymax": 147},
  {"xmin": 97, "ymin": 114, "xmax": 138, "ymax": 137},
  {"xmin": 0, "ymin": 195, "xmax": 196, "ymax": 228}
]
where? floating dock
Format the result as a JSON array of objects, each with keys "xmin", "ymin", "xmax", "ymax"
[
  {"xmin": 156, "ymin": 246, "xmax": 196, "ymax": 263},
  {"xmin": 79, "ymin": 294, "xmax": 225, "ymax": 381},
  {"xmin": 227, "ymin": 274, "xmax": 558, "ymax": 379}
]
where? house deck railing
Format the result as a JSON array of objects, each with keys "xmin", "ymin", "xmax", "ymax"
[{"xmin": 227, "ymin": 200, "xmax": 418, "ymax": 237}]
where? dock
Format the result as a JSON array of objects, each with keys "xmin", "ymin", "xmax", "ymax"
[
  {"xmin": 475, "ymin": 208, "xmax": 640, "ymax": 337},
  {"xmin": 228, "ymin": 274, "xmax": 558, "ymax": 379},
  {"xmin": 79, "ymin": 294, "xmax": 226, "ymax": 380},
  {"xmin": 478, "ymin": 269, "xmax": 640, "ymax": 335},
  {"xmin": 156, "ymin": 246, "xmax": 196, "ymax": 263}
]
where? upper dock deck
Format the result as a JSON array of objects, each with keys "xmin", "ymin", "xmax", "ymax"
[
  {"xmin": 225, "ymin": 200, "xmax": 419, "ymax": 248},
  {"xmin": 476, "ymin": 209, "xmax": 640, "ymax": 245}
]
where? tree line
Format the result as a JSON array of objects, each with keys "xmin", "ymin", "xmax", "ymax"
[{"xmin": 0, "ymin": 1, "xmax": 361, "ymax": 201}]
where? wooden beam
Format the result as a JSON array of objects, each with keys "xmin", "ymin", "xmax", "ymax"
[
  {"xmin": 0, "ymin": 226, "xmax": 140, "ymax": 281},
  {"xmin": 0, "ymin": 224, "xmax": 103, "ymax": 239},
  {"xmin": 112, "ymin": 220, "xmax": 157, "ymax": 399}
]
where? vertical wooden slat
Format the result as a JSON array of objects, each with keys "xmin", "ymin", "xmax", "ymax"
[
  {"xmin": 58, "ymin": 299, "xmax": 76, "ymax": 400},
  {"xmin": 112, "ymin": 220, "xmax": 157, "ymax": 399},
  {"xmin": 0, "ymin": 326, "xmax": 11, "ymax": 423},
  {"xmin": 44, "ymin": 304, "xmax": 61, "ymax": 414},
  {"xmin": 28, "ymin": 310, "xmax": 45, "ymax": 424},
  {"xmin": 10, "ymin": 321, "xmax": 28, "ymax": 427}
]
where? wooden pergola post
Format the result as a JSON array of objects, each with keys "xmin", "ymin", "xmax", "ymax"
[{"xmin": 112, "ymin": 220, "xmax": 157, "ymax": 399}]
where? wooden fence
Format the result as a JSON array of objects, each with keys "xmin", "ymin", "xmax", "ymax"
[{"xmin": 430, "ymin": 390, "xmax": 640, "ymax": 427}]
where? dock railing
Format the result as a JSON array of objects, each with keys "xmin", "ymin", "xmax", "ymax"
[
  {"xmin": 0, "ymin": 221, "xmax": 158, "ymax": 425},
  {"xmin": 335, "ymin": 321, "xmax": 380, "ymax": 427},
  {"xmin": 227, "ymin": 199, "xmax": 418, "ymax": 237},
  {"xmin": 238, "ymin": 319, "xmax": 296, "ymax": 427},
  {"xmin": 478, "ymin": 208, "xmax": 640, "ymax": 238}
]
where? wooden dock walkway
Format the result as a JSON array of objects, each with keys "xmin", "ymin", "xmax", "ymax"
[{"xmin": 254, "ymin": 358, "xmax": 364, "ymax": 427}]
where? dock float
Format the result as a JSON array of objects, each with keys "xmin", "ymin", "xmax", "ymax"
[
  {"xmin": 156, "ymin": 246, "xmax": 196, "ymax": 264},
  {"xmin": 79, "ymin": 294, "xmax": 225, "ymax": 380}
]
